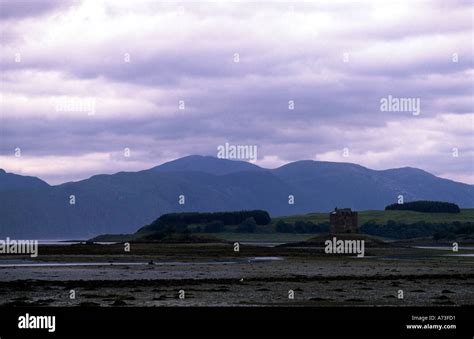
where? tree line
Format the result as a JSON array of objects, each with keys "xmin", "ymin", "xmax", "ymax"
[
  {"xmin": 139, "ymin": 210, "xmax": 271, "ymax": 234},
  {"xmin": 385, "ymin": 201, "xmax": 460, "ymax": 213},
  {"xmin": 361, "ymin": 220, "xmax": 473, "ymax": 239},
  {"xmin": 275, "ymin": 220, "xmax": 330, "ymax": 233}
]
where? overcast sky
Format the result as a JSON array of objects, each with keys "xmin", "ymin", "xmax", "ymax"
[{"xmin": 0, "ymin": 0, "xmax": 473, "ymax": 184}]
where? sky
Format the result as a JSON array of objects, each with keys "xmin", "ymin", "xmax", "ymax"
[{"xmin": 0, "ymin": 0, "xmax": 473, "ymax": 185}]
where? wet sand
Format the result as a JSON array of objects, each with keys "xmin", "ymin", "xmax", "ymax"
[{"xmin": 0, "ymin": 243, "xmax": 473, "ymax": 306}]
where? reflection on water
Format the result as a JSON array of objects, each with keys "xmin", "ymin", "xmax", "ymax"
[
  {"xmin": 0, "ymin": 256, "xmax": 284, "ymax": 268},
  {"xmin": 414, "ymin": 246, "xmax": 474, "ymax": 251},
  {"xmin": 240, "ymin": 242, "xmax": 285, "ymax": 247},
  {"xmin": 247, "ymin": 256, "xmax": 284, "ymax": 262},
  {"xmin": 36, "ymin": 240, "xmax": 117, "ymax": 246},
  {"xmin": 443, "ymin": 254, "xmax": 474, "ymax": 257}
]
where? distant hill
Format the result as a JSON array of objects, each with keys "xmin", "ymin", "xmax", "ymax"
[
  {"xmin": 0, "ymin": 169, "xmax": 49, "ymax": 190},
  {"xmin": 152, "ymin": 155, "xmax": 263, "ymax": 175},
  {"xmin": 0, "ymin": 156, "xmax": 473, "ymax": 238}
]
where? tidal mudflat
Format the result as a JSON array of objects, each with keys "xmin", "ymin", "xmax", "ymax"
[{"xmin": 0, "ymin": 243, "xmax": 473, "ymax": 307}]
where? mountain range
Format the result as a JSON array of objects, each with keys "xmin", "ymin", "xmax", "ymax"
[{"xmin": 0, "ymin": 156, "xmax": 472, "ymax": 238}]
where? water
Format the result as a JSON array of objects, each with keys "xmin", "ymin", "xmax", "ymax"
[
  {"xmin": 239, "ymin": 242, "xmax": 286, "ymax": 247},
  {"xmin": 443, "ymin": 254, "xmax": 474, "ymax": 257},
  {"xmin": 247, "ymin": 256, "xmax": 284, "ymax": 262},
  {"xmin": 0, "ymin": 256, "xmax": 284, "ymax": 268},
  {"xmin": 36, "ymin": 240, "xmax": 117, "ymax": 245},
  {"xmin": 414, "ymin": 246, "xmax": 474, "ymax": 251}
]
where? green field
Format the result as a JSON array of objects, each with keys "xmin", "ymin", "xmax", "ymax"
[
  {"xmin": 206, "ymin": 209, "xmax": 474, "ymax": 242},
  {"xmin": 275, "ymin": 209, "xmax": 474, "ymax": 226},
  {"xmin": 197, "ymin": 232, "xmax": 315, "ymax": 242},
  {"xmin": 93, "ymin": 209, "xmax": 474, "ymax": 243}
]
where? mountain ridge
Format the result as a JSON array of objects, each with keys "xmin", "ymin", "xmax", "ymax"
[{"xmin": 0, "ymin": 155, "xmax": 472, "ymax": 238}]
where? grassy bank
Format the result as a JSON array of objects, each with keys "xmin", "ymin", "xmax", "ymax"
[
  {"xmin": 276, "ymin": 209, "xmax": 474, "ymax": 226},
  {"xmin": 92, "ymin": 209, "xmax": 474, "ymax": 243}
]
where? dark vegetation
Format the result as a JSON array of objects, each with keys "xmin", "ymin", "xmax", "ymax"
[
  {"xmin": 361, "ymin": 220, "xmax": 474, "ymax": 240},
  {"xmin": 385, "ymin": 201, "xmax": 460, "ymax": 214},
  {"xmin": 237, "ymin": 217, "xmax": 257, "ymax": 233},
  {"xmin": 92, "ymin": 207, "xmax": 473, "ymax": 242},
  {"xmin": 138, "ymin": 210, "xmax": 270, "ymax": 237},
  {"xmin": 275, "ymin": 220, "xmax": 330, "ymax": 234}
]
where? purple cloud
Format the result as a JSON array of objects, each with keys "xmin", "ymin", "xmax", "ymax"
[{"xmin": 0, "ymin": 1, "xmax": 472, "ymax": 184}]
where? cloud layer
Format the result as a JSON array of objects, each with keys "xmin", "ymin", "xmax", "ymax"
[{"xmin": 1, "ymin": 0, "xmax": 473, "ymax": 184}]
